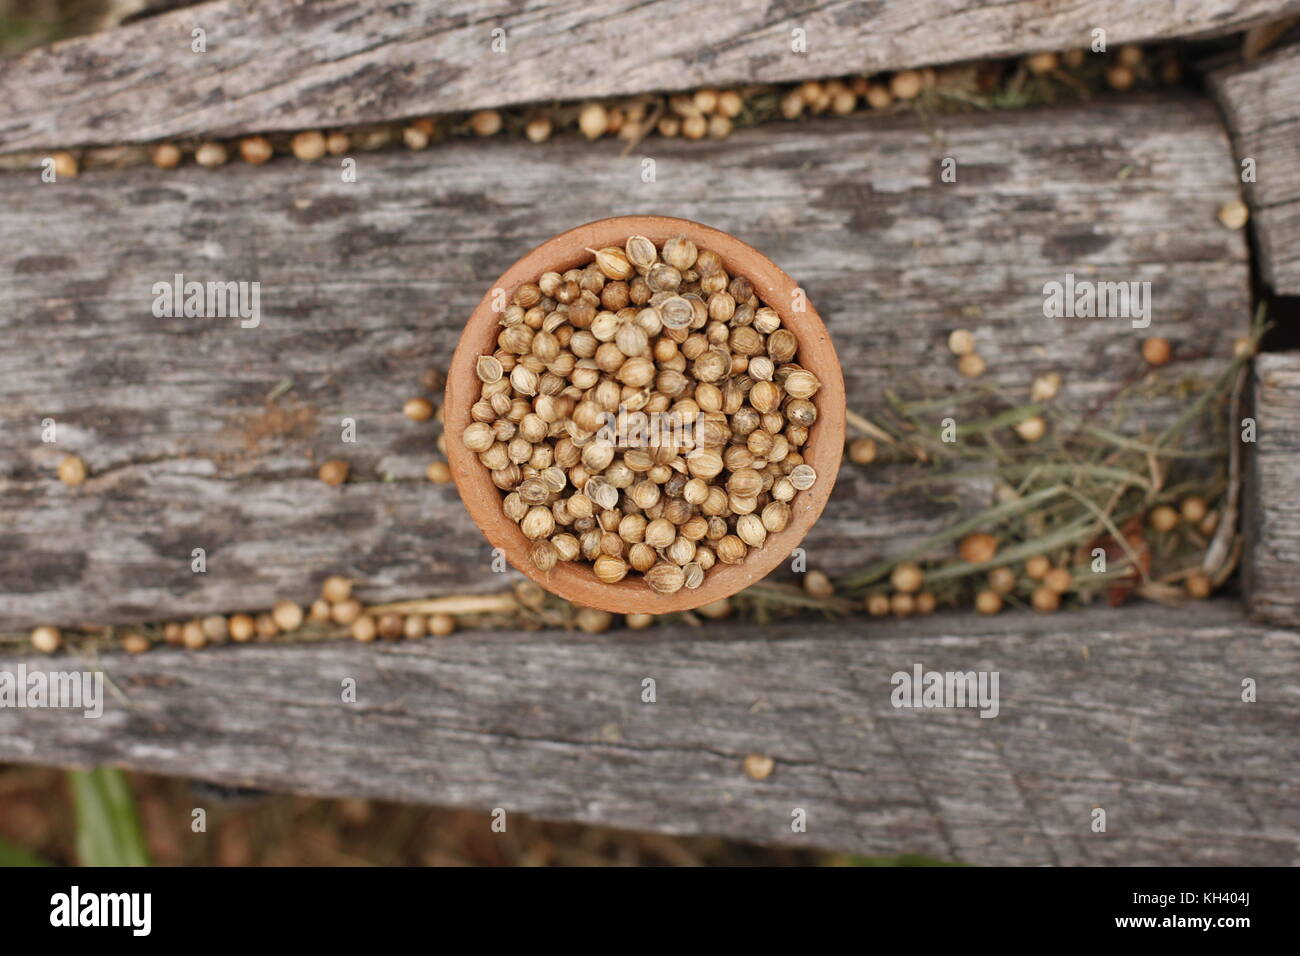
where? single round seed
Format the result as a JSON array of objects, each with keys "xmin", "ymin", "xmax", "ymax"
[
  {"xmin": 318, "ymin": 460, "xmax": 349, "ymax": 485},
  {"xmin": 1026, "ymin": 51, "xmax": 1058, "ymax": 75},
  {"xmin": 848, "ymin": 437, "xmax": 876, "ymax": 464},
  {"xmin": 988, "ymin": 567, "xmax": 1017, "ymax": 594},
  {"xmin": 1044, "ymin": 568, "xmax": 1073, "ymax": 594},
  {"xmin": 915, "ymin": 592, "xmax": 936, "ymax": 615},
  {"xmin": 975, "ymin": 590, "xmax": 1003, "ymax": 615},
  {"xmin": 645, "ymin": 563, "xmax": 686, "ymax": 594},
  {"xmin": 743, "ymin": 754, "xmax": 775, "ymax": 781},
  {"xmin": 351, "ymin": 615, "xmax": 377, "ymax": 643},
  {"xmin": 957, "ymin": 353, "xmax": 986, "ymax": 378},
  {"xmin": 229, "ymin": 613, "xmax": 256, "ymax": 642},
  {"xmin": 31, "ymin": 626, "xmax": 61, "ymax": 654},
  {"xmin": 947, "ymin": 329, "xmax": 975, "ymax": 355},
  {"xmin": 959, "ymin": 532, "xmax": 998, "ymax": 564},
  {"xmin": 194, "ymin": 142, "xmax": 228, "ymax": 167},
  {"xmin": 788, "ymin": 464, "xmax": 817, "ymax": 491},
  {"xmin": 291, "ymin": 131, "xmax": 327, "ymax": 161},
  {"xmin": 865, "ymin": 593, "xmax": 891, "ymax": 616},
  {"xmin": 429, "ymin": 613, "xmax": 456, "ymax": 637},
  {"xmin": 1142, "ymin": 337, "xmax": 1172, "ymax": 367},
  {"xmin": 891, "ymin": 592, "xmax": 915, "ymax": 617},
  {"xmin": 122, "ymin": 633, "xmax": 151, "ymax": 654},
  {"xmin": 1014, "ymin": 416, "xmax": 1046, "ymax": 442},
  {"xmin": 1149, "ymin": 505, "xmax": 1179, "ymax": 533},
  {"xmin": 150, "ymin": 143, "xmax": 182, "ymax": 169},
  {"xmin": 404, "ymin": 397, "xmax": 435, "ymax": 421},
  {"xmin": 890, "ymin": 562, "xmax": 923, "ymax": 593},
  {"xmin": 470, "ymin": 110, "xmax": 502, "ymax": 136},
  {"xmin": 255, "ymin": 613, "xmax": 277, "ymax": 638},
  {"xmin": 1185, "ymin": 571, "xmax": 1212, "ymax": 599},
  {"xmin": 803, "ymin": 570, "xmax": 833, "ymax": 598},
  {"xmin": 578, "ymin": 103, "xmax": 608, "ymax": 140},
  {"xmin": 1031, "ymin": 372, "xmax": 1062, "ymax": 402},
  {"xmin": 202, "ymin": 614, "xmax": 229, "ymax": 641},
  {"xmin": 403, "ymin": 614, "xmax": 428, "ymax": 639},
  {"xmin": 1180, "ymin": 496, "xmax": 1208, "ymax": 524},
  {"xmin": 58, "ymin": 454, "xmax": 87, "ymax": 486},
  {"xmin": 239, "ymin": 136, "xmax": 273, "ymax": 164},
  {"xmin": 310, "ymin": 599, "xmax": 332, "ymax": 623},
  {"xmin": 1218, "ymin": 199, "xmax": 1249, "ymax": 230},
  {"xmin": 321, "ymin": 575, "xmax": 352, "ymax": 603},
  {"xmin": 525, "ymin": 116, "xmax": 552, "ymax": 143},
  {"xmin": 426, "ymin": 461, "xmax": 452, "ymax": 484},
  {"xmin": 1106, "ymin": 65, "xmax": 1135, "ymax": 91},
  {"xmin": 1031, "ymin": 586, "xmax": 1061, "ymax": 612},
  {"xmin": 1025, "ymin": 555, "xmax": 1051, "ymax": 579},
  {"xmin": 272, "ymin": 600, "xmax": 304, "ymax": 632},
  {"xmin": 331, "ymin": 599, "xmax": 363, "ymax": 625},
  {"xmin": 594, "ymin": 554, "xmax": 629, "ymax": 583}
]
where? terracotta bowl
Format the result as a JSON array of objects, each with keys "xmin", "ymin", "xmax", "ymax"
[{"xmin": 444, "ymin": 215, "xmax": 845, "ymax": 614}]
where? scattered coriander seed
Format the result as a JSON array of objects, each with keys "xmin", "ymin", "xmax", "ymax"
[
  {"xmin": 743, "ymin": 754, "xmax": 775, "ymax": 781},
  {"xmin": 1043, "ymin": 568, "xmax": 1073, "ymax": 594},
  {"xmin": 578, "ymin": 103, "xmax": 608, "ymax": 140},
  {"xmin": 988, "ymin": 567, "xmax": 1017, "ymax": 594},
  {"xmin": 202, "ymin": 614, "xmax": 229, "ymax": 641},
  {"xmin": 525, "ymin": 116, "xmax": 553, "ymax": 143},
  {"xmin": 914, "ymin": 592, "xmax": 936, "ymax": 615},
  {"xmin": 404, "ymin": 397, "xmax": 435, "ymax": 421},
  {"xmin": 1200, "ymin": 510, "xmax": 1219, "ymax": 536},
  {"xmin": 717, "ymin": 90, "xmax": 744, "ymax": 118},
  {"xmin": 239, "ymin": 136, "xmax": 273, "ymax": 165},
  {"xmin": 625, "ymin": 613, "xmax": 655, "ymax": 629},
  {"xmin": 890, "ymin": 562, "xmax": 923, "ymax": 593},
  {"xmin": 957, "ymin": 353, "xmax": 986, "ymax": 378},
  {"xmin": 1031, "ymin": 371, "xmax": 1062, "ymax": 402},
  {"xmin": 182, "ymin": 620, "xmax": 207, "ymax": 649},
  {"xmin": 1064, "ymin": 49, "xmax": 1087, "ymax": 68},
  {"xmin": 1218, "ymin": 199, "xmax": 1249, "ymax": 230},
  {"xmin": 255, "ymin": 613, "xmax": 280, "ymax": 639},
  {"xmin": 682, "ymin": 114, "xmax": 707, "ymax": 140},
  {"xmin": 1185, "ymin": 571, "xmax": 1212, "ymax": 599},
  {"xmin": 272, "ymin": 599, "xmax": 304, "ymax": 632},
  {"xmin": 164, "ymin": 622, "xmax": 183, "ymax": 645},
  {"xmin": 122, "ymin": 632, "xmax": 151, "ymax": 654},
  {"xmin": 959, "ymin": 532, "xmax": 998, "ymax": 565},
  {"xmin": 1106, "ymin": 65, "xmax": 1135, "ymax": 91},
  {"xmin": 1014, "ymin": 415, "xmax": 1046, "ymax": 442},
  {"xmin": 1142, "ymin": 337, "xmax": 1172, "ymax": 367},
  {"xmin": 318, "ymin": 460, "xmax": 349, "ymax": 485},
  {"xmin": 576, "ymin": 608, "xmax": 613, "ymax": 633},
  {"xmin": 377, "ymin": 612, "xmax": 403, "ymax": 639},
  {"xmin": 1025, "ymin": 555, "xmax": 1051, "ymax": 579},
  {"xmin": 1031, "ymin": 586, "xmax": 1060, "ymax": 612},
  {"xmin": 31, "ymin": 626, "xmax": 61, "ymax": 654},
  {"xmin": 403, "ymin": 614, "xmax": 428, "ymax": 639},
  {"xmin": 331, "ymin": 598, "xmax": 363, "ymax": 625},
  {"xmin": 1026, "ymin": 51, "xmax": 1058, "ymax": 75},
  {"xmin": 803, "ymin": 570, "xmax": 834, "ymax": 598},
  {"xmin": 696, "ymin": 598, "xmax": 731, "ymax": 619},
  {"xmin": 864, "ymin": 83, "xmax": 892, "ymax": 109},
  {"xmin": 947, "ymin": 329, "xmax": 975, "ymax": 356},
  {"xmin": 891, "ymin": 592, "xmax": 915, "ymax": 617},
  {"xmin": 470, "ymin": 110, "xmax": 502, "ymax": 137},
  {"xmin": 228, "ymin": 613, "xmax": 255, "ymax": 642},
  {"xmin": 291, "ymin": 131, "xmax": 327, "ymax": 161},
  {"xmin": 1233, "ymin": 336, "xmax": 1256, "ymax": 359},
  {"xmin": 321, "ymin": 575, "xmax": 352, "ymax": 604},
  {"xmin": 890, "ymin": 70, "xmax": 922, "ymax": 99},
  {"xmin": 428, "ymin": 613, "xmax": 456, "ymax": 637},
  {"xmin": 426, "ymin": 461, "xmax": 452, "ymax": 484},
  {"xmin": 194, "ymin": 142, "xmax": 228, "ymax": 168},
  {"xmin": 1118, "ymin": 44, "xmax": 1144, "ymax": 67},
  {"xmin": 1180, "ymin": 496, "xmax": 1208, "ymax": 524},
  {"xmin": 51, "ymin": 151, "xmax": 79, "ymax": 178},
  {"xmin": 351, "ymin": 615, "xmax": 377, "ymax": 643},
  {"xmin": 309, "ymin": 599, "xmax": 332, "ymax": 623},
  {"xmin": 403, "ymin": 126, "xmax": 430, "ymax": 150},
  {"xmin": 975, "ymin": 590, "xmax": 1003, "ymax": 615},
  {"xmin": 326, "ymin": 131, "xmax": 350, "ymax": 155},
  {"xmin": 150, "ymin": 143, "xmax": 182, "ymax": 169},
  {"xmin": 848, "ymin": 437, "xmax": 877, "ymax": 465},
  {"xmin": 57, "ymin": 454, "xmax": 87, "ymax": 486},
  {"xmin": 1149, "ymin": 505, "xmax": 1179, "ymax": 533},
  {"xmin": 865, "ymin": 593, "xmax": 890, "ymax": 616}
]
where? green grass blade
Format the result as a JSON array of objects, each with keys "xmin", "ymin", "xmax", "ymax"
[{"xmin": 69, "ymin": 767, "xmax": 151, "ymax": 867}]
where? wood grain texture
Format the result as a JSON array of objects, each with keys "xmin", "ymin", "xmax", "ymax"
[
  {"xmin": 1, "ymin": 600, "xmax": 1295, "ymax": 865},
  {"xmin": 1209, "ymin": 42, "xmax": 1300, "ymax": 293},
  {"xmin": 0, "ymin": 97, "xmax": 1251, "ymax": 629},
  {"xmin": 1244, "ymin": 354, "xmax": 1300, "ymax": 626},
  {"xmin": 3, "ymin": 0, "xmax": 1300, "ymax": 151}
]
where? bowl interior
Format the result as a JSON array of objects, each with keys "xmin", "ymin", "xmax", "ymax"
[{"xmin": 444, "ymin": 215, "xmax": 845, "ymax": 614}]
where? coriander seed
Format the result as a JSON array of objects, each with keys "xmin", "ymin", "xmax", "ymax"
[{"xmin": 31, "ymin": 626, "xmax": 61, "ymax": 654}]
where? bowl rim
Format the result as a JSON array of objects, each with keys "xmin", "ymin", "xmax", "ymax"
[{"xmin": 444, "ymin": 215, "xmax": 845, "ymax": 613}]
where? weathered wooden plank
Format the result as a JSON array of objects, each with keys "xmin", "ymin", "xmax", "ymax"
[
  {"xmin": 0, "ymin": 97, "xmax": 1251, "ymax": 628},
  {"xmin": 3, "ymin": 0, "xmax": 1299, "ymax": 151},
  {"xmin": 1244, "ymin": 353, "xmax": 1300, "ymax": 626},
  {"xmin": 1208, "ymin": 41, "xmax": 1300, "ymax": 293},
  {"xmin": 1, "ymin": 600, "xmax": 1295, "ymax": 865}
]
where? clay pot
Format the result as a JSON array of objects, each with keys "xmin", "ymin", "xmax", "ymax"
[{"xmin": 444, "ymin": 215, "xmax": 845, "ymax": 614}]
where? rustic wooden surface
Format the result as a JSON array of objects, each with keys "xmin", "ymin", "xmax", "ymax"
[
  {"xmin": 0, "ymin": 96, "xmax": 1251, "ymax": 629},
  {"xmin": 3, "ymin": 0, "xmax": 1300, "ymax": 151},
  {"xmin": 1, "ymin": 600, "xmax": 1295, "ymax": 865},
  {"xmin": 1244, "ymin": 354, "xmax": 1300, "ymax": 626},
  {"xmin": 1209, "ymin": 41, "xmax": 1300, "ymax": 294}
]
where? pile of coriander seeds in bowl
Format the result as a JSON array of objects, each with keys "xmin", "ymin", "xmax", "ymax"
[{"xmin": 445, "ymin": 216, "xmax": 845, "ymax": 615}]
